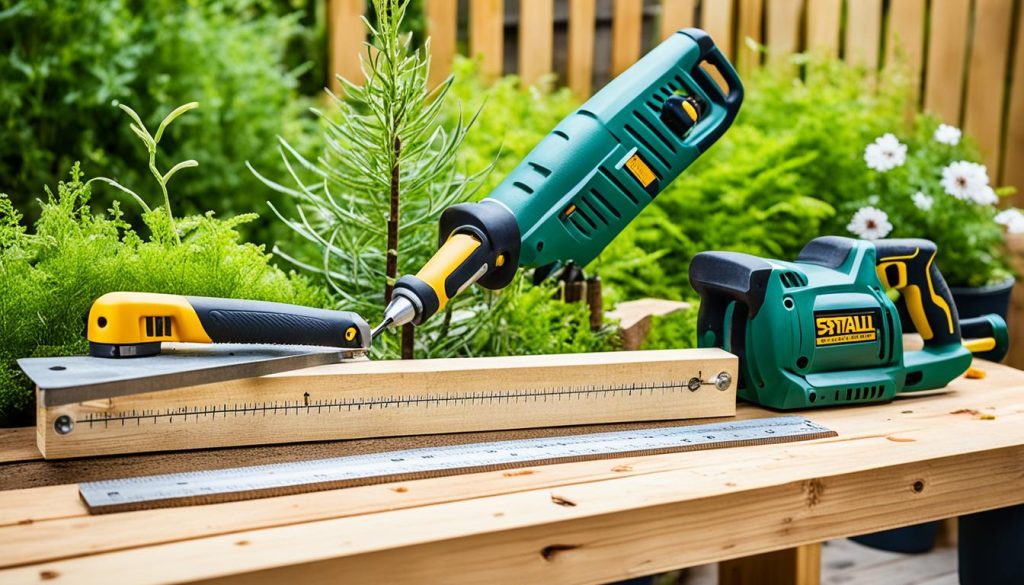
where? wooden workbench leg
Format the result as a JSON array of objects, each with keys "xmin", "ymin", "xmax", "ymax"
[{"xmin": 719, "ymin": 543, "xmax": 822, "ymax": 585}]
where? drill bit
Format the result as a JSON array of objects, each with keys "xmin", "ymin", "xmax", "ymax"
[{"xmin": 372, "ymin": 294, "xmax": 418, "ymax": 340}]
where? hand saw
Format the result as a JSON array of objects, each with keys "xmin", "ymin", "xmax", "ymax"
[{"xmin": 19, "ymin": 292, "xmax": 370, "ymax": 404}]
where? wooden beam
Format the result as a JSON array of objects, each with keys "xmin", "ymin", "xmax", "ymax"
[
  {"xmin": 35, "ymin": 350, "xmax": 737, "ymax": 458},
  {"xmin": 844, "ymin": 0, "xmax": 883, "ymax": 74},
  {"xmin": 612, "ymin": 0, "xmax": 644, "ymax": 76},
  {"xmin": 720, "ymin": 544, "xmax": 822, "ymax": 585},
  {"xmin": 425, "ymin": 0, "xmax": 457, "ymax": 88},
  {"xmin": 736, "ymin": 0, "xmax": 765, "ymax": 77},
  {"xmin": 660, "ymin": 0, "xmax": 695, "ymax": 40},
  {"xmin": 885, "ymin": 0, "xmax": 926, "ymax": 101},
  {"xmin": 964, "ymin": 0, "xmax": 1015, "ymax": 171},
  {"xmin": 805, "ymin": 0, "xmax": 841, "ymax": 57},
  {"xmin": 701, "ymin": 0, "xmax": 735, "ymax": 61},
  {"xmin": 567, "ymin": 0, "xmax": 596, "ymax": 97},
  {"xmin": 469, "ymin": 0, "xmax": 504, "ymax": 80},
  {"xmin": 518, "ymin": 0, "xmax": 554, "ymax": 86},
  {"xmin": 1005, "ymin": 7, "xmax": 1024, "ymax": 197},
  {"xmin": 766, "ymin": 0, "xmax": 803, "ymax": 69},
  {"xmin": 924, "ymin": 0, "xmax": 972, "ymax": 124},
  {"xmin": 327, "ymin": 0, "xmax": 366, "ymax": 93}
]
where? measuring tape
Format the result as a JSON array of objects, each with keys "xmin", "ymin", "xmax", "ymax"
[{"xmin": 80, "ymin": 416, "xmax": 835, "ymax": 514}]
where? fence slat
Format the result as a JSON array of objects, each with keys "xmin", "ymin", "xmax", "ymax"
[
  {"xmin": 736, "ymin": 0, "xmax": 765, "ymax": 77},
  {"xmin": 701, "ymin": 0, "xmax": 735, "ymax": 60},
  {"xmin": 964, "ymin": 0, "xmax": 1015, "ymax": 171},
  {"xmin": 660, "ymin": 0, "xmax": 695, "ymax": 40},
  {"xmin": 519, "ymin": 0, "xmax": 554, "ymax": 86},
  {"xmin": 806, "ymin": 0, "xmax": 841, "ymax": 56},
  {"xmin": 765, "ymin": 0, "xmax": 803, "ymax": 68},
  {"xmin": 328, "ymin": 0, "xmax": 366, "ymax": 92},
  {"xmin": 924, "ymin": 0, "xmax": 971, "ymax": 124},
  {"xmin": 885, "ymin": 0, "xmax": 926, "ymax": 99},
  {"xmin": 425, "ymin": 0, "xmax": 457, "ymax": 87},
  {"xmin": 1003, "ymin": 5, "xmax": 1024, "ymax": 194},
  {"xmin": 845, "ymin": 0, "xmax": 882, "ymax": 72},
  {"xmin": 612, "ymin": 0, "xmax": 644, "ymax": 75},
  {"xmin": 470, "ymin": 0, "xmax": 504, "ymax": 80},
  {"xmin": 567, "ymin": 0, "xmax": 597, "ymax": 96}
]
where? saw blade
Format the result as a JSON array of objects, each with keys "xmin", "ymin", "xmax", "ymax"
[{"xmin": 19, "ymin": 343, "xmax": 359, "ymax": 406}]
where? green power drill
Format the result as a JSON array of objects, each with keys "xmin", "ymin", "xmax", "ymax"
[
  {"xmin": 373, "ymin": 28, "xmax": 743, "ymax": 336},
  {"xmin": 689, "ymin": 236, "xmax": 1009, "ymax": 410}
]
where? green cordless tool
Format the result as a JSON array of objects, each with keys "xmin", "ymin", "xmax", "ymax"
[
  {"xmin": 689, "ymin": 236, "xmax": 1009, "ymax": 410},
  {"xmin": 375, "ymin": 28, "xmax": 743, "ymax": 335}
]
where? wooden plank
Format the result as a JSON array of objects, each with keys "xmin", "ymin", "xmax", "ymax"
[
  {"xmin": 1005, "ymin": 6, "xmax": 1024, "ymax": 192},
  {"xmin": 469, "ymin": 0, "xmax": 504, "ymax": 80},
  {"xmin": 720, "ymin": 543, "xmax": 822, "ymax": 585},
  {"xmin": 885, "ymin": 0, "xmax": 926, "ymax": 100},
  {"xmin": 4, "ymin": 363, "xmax": 1024, "ymax": 577},
  {"xmin": 0, "ymin": 427, "xmax": 38, "ymax": 463},
  {"xmin": 328, "ymin": 0, "xmax": 366, "ymax": 92},
  {"xmin": 766, "ymin": 0, "xmax": 803, "ymax": 68},
  {"xmin": 805, "ymin": 0, "xmax": 841, "ymax": 57},
  {"xmin": 35, "ymin": 350, "xmax": 738, "ymax": 459},
  {"xmin": 736, "ymin": 0, "xmax": 766, "ymax": 77},
  {"xmin": 3, "ymin": 431, "xmax": 1022, "ymax": 583},
  {"xmin": 567, "ymin": 0, "xmax": 596, "ymax": 96},
  {"xmin": 518, "ymin": 0, "xmax": 554, "ymax": 86},
  {"xmin": 611, "ymin": 0, "xmax": 644, "ymax": 76},
  {"xmin": 923, "ymin": 0, "xmax": 971, "ymax": 124},
  {"xmin": 701, "ymin": 0, "xmax": 736, "ymax": 61},
  {"xmin": 844, "ymin": 0, "xmax": 883, "ymax": 72},
  {"xmin": 964, "ymin": 0, "xmax": 1015, "ymax": 171},
  {"xmin": 607, "ymin": 299, "xmax": 690, "ymax": 350},
  {"xmin": 660, "ymin": 0, "xmax": 695, "ymax": 40},
  {"xmin": 424, "ymin": 0, "xmax": 457, "ymax": 88}
]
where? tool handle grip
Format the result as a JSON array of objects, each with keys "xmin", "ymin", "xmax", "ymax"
[
  {"xmin": 679, "ymin": 28, "xmax": 744, "ymax": 151},
  {"xmin": 394, "ymin": 233, "xmax": 493, "ymax": 324},
  {"xmin": 186, "ymin": 296, "xmax": 368, "ymax": 348},
  {"xmin": 874, "ymin": 239, "xmax": 961, "ymax": 347},
  {"xmin": 960, "ymin": 314, "xmax": 1010, "ymax": 362}
]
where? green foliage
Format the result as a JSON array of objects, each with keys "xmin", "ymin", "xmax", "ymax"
[
  {"xmin": 0, "ymin": 0, "xmax": 317, "ymax": 244},
  {"xmin": 261, "ymin": 0, "xmax": 615, "ymax": 359}
]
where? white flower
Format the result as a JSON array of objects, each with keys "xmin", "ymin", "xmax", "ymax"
[
  {"xmin": 847, "ymin": 206, "xmax": 893, "ymax": 240},
  {"xmin": 933, "ymin": 124, "xmax": 962, "ymax": 146},
  {"xmin": 864, "ymin": 133, "xmax": 907, "ymax": 172},
  {"xmin": 995, "ymin": 209, "xmax": 1024, "ymax": 233},
  {"xmin": 941, "ymin": 160, "xmax": 990, "ymax": 203},
  {"xmin": 972, "ymin": 185, "xmax": 999, "ymax": 206},
  {"xmin": 912, "ymin": 191, "xmax": 934, "ymax": 211},
  {"xmin": 867, "ymin": 194, "xmax": 880, "ymax": 205}
]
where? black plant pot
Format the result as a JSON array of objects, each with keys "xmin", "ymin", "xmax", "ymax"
[{"xmin": 855, "ymin": 278, "xmax": 1016, "ymax": 556}]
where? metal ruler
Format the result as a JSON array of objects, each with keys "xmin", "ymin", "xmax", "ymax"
[{"xmin": 80, "ymin": 416, "xmax": 835, "ymax": 514}]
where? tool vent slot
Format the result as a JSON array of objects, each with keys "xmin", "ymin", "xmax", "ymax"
[
  {"xmin": 840, "ymin": 385, "xmax": 883, "ymax": 402},
  {"xmin": 529, "ymin": 162, "xmax": 552, "ymax": 178},
  {"xmin": 599, "ymin": 167, "xmax": 641, "ymax": 204},
  {"xmin": 144, "ymin": 316, "xmax": 172, "ymax": 338},
  {"xmin": 579, "ymin": 194, "xmax": 609, "ymax": 226},
  {"xmin": 567, "ymin": 206, "xmax": 598, "ymax": 237},
  {"xmin": 623, "ymin": 124, "xmax": 670, "ymax": 174},
  {"xmin": 588, "ymin": 188, "xmax": 621, "ymax": 219},
  {"xmin": 779, "ymin": 272, "xmax": 807, "ymax": 288},
  {"xmin": 513, "ymin": 181, "xmax": 534, "ymax": 195},
  {"xmin": 632, "ymin": 110, "xmax": 677, "ymax": 153}
]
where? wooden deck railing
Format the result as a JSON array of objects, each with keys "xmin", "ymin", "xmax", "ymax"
[{"xmin": 328, "ymin": 0, "xmax": 1023, "ymax": 198}]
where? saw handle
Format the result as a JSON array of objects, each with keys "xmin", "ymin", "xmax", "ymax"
[
  {"xmin": 873, "ymin": 239, "xmax": 961, "ymax": 347},
  {"xmin": 678, "ymin": 28, "xmax": 744, "ymax": 152},
  {"xmin": 88, "ymin": 292, "xmax": 370, "ymax": 357}
]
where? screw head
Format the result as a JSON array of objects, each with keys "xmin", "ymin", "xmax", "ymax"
[
  {"xmin": 687, "ymin": 377, "xmax": 702, "ymax": 391},
  {"xmin": 54, "ymin": 415, "xmax": 74, "ymax": 435},
  {"xmin": 714, "ymin": 372, "xmax": 733, "ymax": 391}
]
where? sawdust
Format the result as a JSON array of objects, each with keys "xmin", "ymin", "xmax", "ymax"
[
  {"xmin": 951, "ymin": 408, "xmax": 980, "ymax": 415},
  {"xmin": 503, "ymin": 470, "xmax": 535, "ymax": 477},
  {"xmin": 965, "ymin": 367, "xmax": 987, "ymax": 379},
  {"xmin": 886, "ymin": 436, "xmax": 916, "ymax": 442},
  {"xmin": 390, "ymin": 486, "xmax": 408, "ymax": 493},
  {"xmin": 550, "ymin": 494, "xmax": 576, "ymax": 507}
]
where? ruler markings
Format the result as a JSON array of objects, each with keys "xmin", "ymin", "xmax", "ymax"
[
  {"xmin": 71, "ymin": 381, "xmax": 699, "ymax": 426},
  {"xmin": 79, "ymin": 416, "xmax": 836, "ymax": 514}
]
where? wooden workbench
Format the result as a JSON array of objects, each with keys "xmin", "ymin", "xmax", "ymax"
[{"xmin": 0, "ymin": 360, "xmax": 1022, "ymax": 585}]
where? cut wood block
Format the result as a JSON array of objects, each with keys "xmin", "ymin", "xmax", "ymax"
[
  {"xmin": 608, "ymin": 298, "xmax": 691, "ymax": 350},
  {"xmin": 36, "ymin": 349, "xmax": 737, "ymax": 459}
]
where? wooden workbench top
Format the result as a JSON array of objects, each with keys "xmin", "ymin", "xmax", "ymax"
[{"xmin": 1, "ymin": 360, "xmax": 1022, "ymax": 584}]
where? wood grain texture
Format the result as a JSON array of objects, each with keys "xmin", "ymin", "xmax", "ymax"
[
  {"xmin": 964, "ymin": 0, "xmax": 1015, "ymax": 171},
  {"xmin": 720, "ymin": 543, "xmax": 821, "ymax": 585},
  {"xmin": 1005, "ymin": 6, "xmax": 1024, "ymax": 192},
  {"xmin": 0, "ymin": 427, "xmax": 37, "ymax": 463},
  {"xmin": 612, "ymin": 0, "xmax": 644, "ymax": 76},
  {"xmin": 885, "ymin": 0, "xmax": 926, "ymax": 98},
  {"xmin": 924, "ymin": 0, "xmax": 971, "ymax": 124},
  {"xmin": 766, "ymin": 0, "xmax": 803, "ymax": 68},
  {"xmin": 701, "ymin": 0, "xmax": 735, "ymax": 60},
  {"xmin": 607, "ymin": 299, "xmax": 691, "ymax": 350},
  {"xmin": 519, "ymin": 0, "xmax": 554, "ymax": 86},
  {"xmin": 844, "ymin": 0, "xmax": 882, "ymax": 72},
  {"xmin": 328, "ymin": 0, "xmax": 366, "ymax": 92},
  {"xmin": 2, "ymin": 361, "xmax": 1023, "ymax": 583},
  {"xmin": 736, "ymin": 0, "xmax": 765, "ymax": 77},
  {"xmin": 567, "ymin": 0, "xmax": 596, "ymax": 96},
  {"xmin": 35, "ymin": 350, "xmax": 737, "ymax": 458},
  {"xmin": 424, "ymin": 0, "xmax": 457, "ymax": 88},
  {"xmin": 805, "ymin": 0, "xmax": 841, "ymax": 56},
  {"xmin": 469, "ymin": 0, "xmax": 504, "ymax": 79},
  {"xmin": 660, "ymin": 0, "xmax": 695, "ymax": 40}
]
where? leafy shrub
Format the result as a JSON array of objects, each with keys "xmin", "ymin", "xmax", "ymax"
[{"xmin": 0, "ymin": 0, "xmax": 317, "ymax": 244}]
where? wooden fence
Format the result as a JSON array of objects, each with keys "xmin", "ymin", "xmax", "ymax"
[{"xmin": 329, "ymin": 0, "xmax": 1024, "ymax": 196}]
